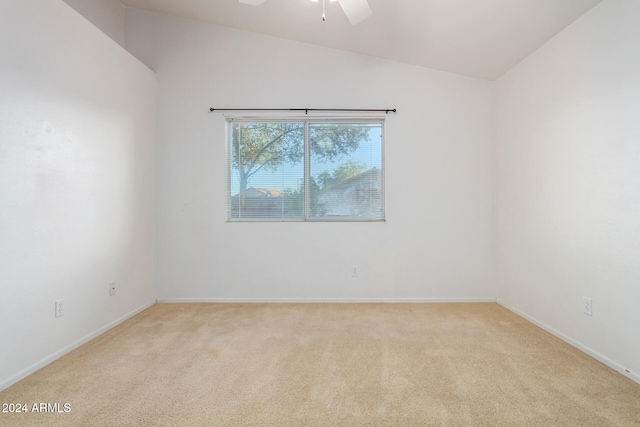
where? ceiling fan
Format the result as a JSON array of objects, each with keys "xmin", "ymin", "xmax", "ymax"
[{"xmin": 238, "ymin": 0, "xmax": 373, "ymax": 26}]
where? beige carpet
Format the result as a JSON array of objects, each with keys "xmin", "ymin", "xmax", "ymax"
[{"xmin": 1, "ymin": 303, "xmax": 639, "ymax": 426}]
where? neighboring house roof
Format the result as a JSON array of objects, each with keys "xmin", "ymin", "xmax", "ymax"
[
  {"xmin": 317, "ymin": 167, "xmax": 383, "ymax": 217},
  {"xmin": 229, "ymin": 186, "xmax": 288, "ymax": 219},
  {"xmin": 320, "ymin": 167, "xmax": 381, "ymax": 193},
  {"xmin": 237, "ymin": 187, "xmax": 283, "ymax": 198}
]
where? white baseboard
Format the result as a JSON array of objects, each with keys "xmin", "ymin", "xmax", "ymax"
[
  {"xmin": 497, "ymin": 300, "xmax": 640, "ymax": 385},
  {"xmin": 156, "ymin": 297, "xmax": 497, "ymax": 303},
  {"xmin": 0, "ymin": 300, "xmax": 156, "ymax": 391}
]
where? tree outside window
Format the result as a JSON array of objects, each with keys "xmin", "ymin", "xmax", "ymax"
[{"xmin": 228, "ymin": 119, "xmax": 384, "ymax": 221}]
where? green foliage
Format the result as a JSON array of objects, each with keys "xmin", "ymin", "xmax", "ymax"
[
  {"xmin": 309, "ymin": 124, "xmax": 367, "ymax": 162},
  {"xmin": 231, "ymin": 122, "xmax": 304, "ymax": 182},
  {"xmin": 231, "ymin": 122, "xmax": 369, "ymax": 194},
  {"xmin": 315, "ymin": 160, "xmax": 368, "ymax": 189},
  {"xmin": 281, "ymin": 187, "xmax": 303, "ymax": 217}
]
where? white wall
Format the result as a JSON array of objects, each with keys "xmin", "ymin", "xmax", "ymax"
[
  {"xmin": 125, "ymin": 10, "xmax": 496, "ymax": 302},
  {"xmin": 495, "ymin": 0, "xmax": 640, "ymax": 382},
  {"xmin": 0, "ymin": 0, "xmax": 157, "ymax": 389},
  {"xmin": 62, "ymin": 0, "xmax": 126, "ymax": 47}
]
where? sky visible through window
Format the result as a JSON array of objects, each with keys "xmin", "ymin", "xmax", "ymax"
[{"xmin": 230, "ymin": 124, "xmax": 382, "ymax": 196}]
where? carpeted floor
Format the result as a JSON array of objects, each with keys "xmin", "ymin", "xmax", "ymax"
[{"xmin": 1, "ymin": 303, "xmax": 639, "ymax": 426}]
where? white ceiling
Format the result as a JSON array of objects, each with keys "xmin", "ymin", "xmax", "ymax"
[{"xmin": 120, "ymin": 0, "xmax": 604, "ymax": 80}]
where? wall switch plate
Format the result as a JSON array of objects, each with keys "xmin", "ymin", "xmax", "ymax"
[
  {"xmin": 583, "ymin": 297, "xmax": 593, "ymax": 316},
  {"xmin": 55, "ymin": 299, "xmax": 64, "ymax": 318},
  {"xmin": 109, "ymin": 282, "xmax": 116, "ymax": 296},
  {"xmin": 350, "ymin": 265, "xmax": 359, "ymax": 278}
]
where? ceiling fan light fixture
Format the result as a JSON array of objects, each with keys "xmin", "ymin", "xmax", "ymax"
[{"xmin": 239, "ymin": 0, "xmax": 371, "ymax": 25}]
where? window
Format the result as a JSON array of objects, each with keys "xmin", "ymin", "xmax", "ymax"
[{"xmin": 227, "ymin": 118, "xmax": 384, "ymax": 221}]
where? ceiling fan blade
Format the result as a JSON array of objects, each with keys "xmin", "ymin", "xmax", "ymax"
[
  {"xmin": 238, "ymin": 0, "xmax": 268, "ymax": 5},
  {"xmin": 337, "ymin": 0, "xmax": 372, "ymax": 25}
]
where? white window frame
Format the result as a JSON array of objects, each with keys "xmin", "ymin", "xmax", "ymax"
[{"xmin": 226, "ymin": 116, "xmax": 385, "ymax": 222}]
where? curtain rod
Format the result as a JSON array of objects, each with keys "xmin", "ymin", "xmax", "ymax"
[{"xmin": 209, "ymin": 108, "xmax": 396, "ymax": 114}]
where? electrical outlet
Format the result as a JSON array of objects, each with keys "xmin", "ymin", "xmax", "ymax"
[
  {"xmin": 109, "ymin": 282, "xmax": 116, "ymax": 296},
  {"xmin": 55, "ymin": 299, "xmax": 64, "ymax": 318},
  {"xmin": 350, "ymin": 265, "xmax": 359, "ymax": 278},
  {"xmin": 583, "ymin": 297, "xmax": 592, "ymax": 316}
]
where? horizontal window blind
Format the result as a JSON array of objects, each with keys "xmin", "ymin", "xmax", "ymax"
[{"xmin": 227, "ymin": 119, "xmax": 384, "ymax": 221}]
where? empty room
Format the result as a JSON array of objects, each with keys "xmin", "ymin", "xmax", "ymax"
[{"xmin": 1, "ymin": 0, "xmax": 639, "ymax": 425}]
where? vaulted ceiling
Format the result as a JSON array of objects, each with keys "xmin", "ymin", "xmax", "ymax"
[{"xmin": 120, "ymin": 0, "xmax": 603, "ymax": 80}]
